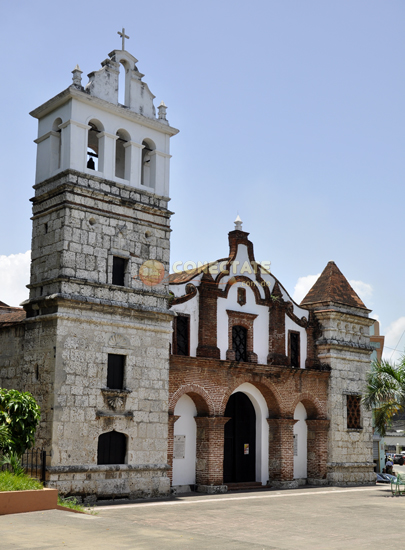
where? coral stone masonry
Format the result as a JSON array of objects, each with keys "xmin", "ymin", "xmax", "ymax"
[
  {"xmin": 0, "ymin": 44, "xmax": 178, "ymax": 500},
  {"xmin": 0, "ymin": 41, "xmax": 375, "ymax": 500}
]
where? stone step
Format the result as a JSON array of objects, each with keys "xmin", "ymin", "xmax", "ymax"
[{"xmin": 226, "ymin": 482, "xmax": 266, "ymax": 491}]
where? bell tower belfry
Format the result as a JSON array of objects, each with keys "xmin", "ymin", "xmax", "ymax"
[{"xmin": 25, "ymin": 41, "xmax": 179, "ymax": 500}]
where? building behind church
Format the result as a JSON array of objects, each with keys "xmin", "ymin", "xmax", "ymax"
[{"xmin": 0, "ymin": 43, "xmax": 375, "ymax": 500}]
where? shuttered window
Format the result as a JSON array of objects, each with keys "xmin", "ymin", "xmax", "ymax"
[
  {"xmin": 97, "ymin": 431, "xmax": 126, "ymax": 465},
  {"xmin": 107, "ymin": 354, "xmax": 125, "ymax": 390}
]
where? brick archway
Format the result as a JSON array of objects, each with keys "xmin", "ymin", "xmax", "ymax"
[
  {"xmin": 289, "ymin": 393, "xmax": 326, "ymax": 420},
  {"xmin": 218, "ymin": 377, "xmax": 282, "ymax": 418},
  {"xmin": 169, "ymin": 384, "xmax": 215, "ymax": 416}
]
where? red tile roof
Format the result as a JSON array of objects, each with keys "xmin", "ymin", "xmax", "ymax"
[
  {"xmin": 0, "ymin": 303, "xmax": 26, "ymax": 327},
  {"xmin": 300, "ymin": 261, "xmax": 367, "ymax": 310},
  {"xmin": 169, "ymin": 258, "xmax": 229, "ymax": 284}
]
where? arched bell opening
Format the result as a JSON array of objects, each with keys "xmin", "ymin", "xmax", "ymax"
[
  {"xmin": 118, "ymin": 61, "xmax": 129, "ymax": 106},
  {"xmin": 51, "ymin": 117, "xmax": 62, "ymax": 171},
  {"xmin": 87, "ymin": 120, "xmax": 104, "ymax": 171}
]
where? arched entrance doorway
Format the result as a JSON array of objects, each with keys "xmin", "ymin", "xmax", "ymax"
[{"xmin": 223, "ymin": 392, "xmax": 256, "ymax": 483}]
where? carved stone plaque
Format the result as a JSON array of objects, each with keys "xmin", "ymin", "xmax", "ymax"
[{"xmin": 173, "ymin": 435, "xmax": 186, "ymax": 459}]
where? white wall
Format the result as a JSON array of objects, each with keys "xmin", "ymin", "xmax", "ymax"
[
  {"xmin": 172, "ymin": 395, "xmax": 197, "ymax": 486},
  {"xmin": 293, "ymin": 402, "xmax": 308, "ymax": 479},
  {"xmin": 217, "ymin": 283, "xmax": 269, "ymax": 364},
  {"xmin": 232, "ymin": 383, "xmax": 269, "ymax": 485}
]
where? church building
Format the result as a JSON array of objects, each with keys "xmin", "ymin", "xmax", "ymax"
[
  {"xmin": 0, "ymin": 40, "xmax": 375, "ymax": 500},
  {"xmin": 168, "ymin": 221, "xmax": 376, "ymax": 491}
]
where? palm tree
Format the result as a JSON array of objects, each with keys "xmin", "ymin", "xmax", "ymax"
[{"xmin": 363, "ymin": 358, "xmax": 405, "ymax": 437}]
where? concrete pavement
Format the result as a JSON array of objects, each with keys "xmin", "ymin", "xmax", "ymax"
[{"xmin": 1, "ymin": 484, "xmax": 404, "ymax": 549}]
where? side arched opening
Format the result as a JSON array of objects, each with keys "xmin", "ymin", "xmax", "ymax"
[
  {"xmin": 51, "ymin": 118, "xmax": 62, "ymax": 172},
  {"xmin": 293, "ymin": 402, "xmax": 308, "ymax": 481},
  {"xmin": 172, "ymin": 394, "xmax": 197, "ymax": 486}
]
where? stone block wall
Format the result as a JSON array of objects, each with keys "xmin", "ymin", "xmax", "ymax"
[
  {"xmin": 0, "ymin": 319, "xmax": 56, "ymax": 449},
  {"xmin": 29, "ymin": 170, "xmax": 171, "ymax": 307},
  {"xmin": 315, "ymin": 308, "xmax": 375, "ymax": 486}
]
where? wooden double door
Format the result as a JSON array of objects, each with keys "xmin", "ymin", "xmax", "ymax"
[{"xmin": 223, "ymin": 392, "xmax": 256, "ymax": 483}]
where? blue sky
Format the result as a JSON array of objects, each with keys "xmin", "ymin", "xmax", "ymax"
[{"xmin": 1, "ymin": 1, "xmax": 404, "ymax": 359}]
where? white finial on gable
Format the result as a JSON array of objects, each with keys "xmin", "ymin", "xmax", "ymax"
[
  {"xmin": 158, "ymin": 101, "xmax": 168, "ymax": 124},
  {"xmin": 234, "ymin": 215, "xmax": 243, "ymax": 231},
  {"xmin": 71, "ymin": 65, "xmax": 83, "ymax": 88}
]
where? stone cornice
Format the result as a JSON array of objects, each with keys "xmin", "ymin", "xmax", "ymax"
[
  {"xmin": 30, "ymin": 86, "xmax": 179, "ymax": 137},
  {"xmin": 22, "ymin": 293, "xmax": 174, "ymax": 321},
  {"xmin": 313, "ymin": 306, "xmax": 373, "ymax": 321},
  {"xmin": 31, "ymin": 169, "xmax": 172, "ymax": 210},
  {"xmin": 316, "ymin": 338, "xmax": 373, "ymax": 352}
]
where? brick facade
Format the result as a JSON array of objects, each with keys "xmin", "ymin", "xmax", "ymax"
[{"xmin": 169, "ymin": 355, "xmax": 329, "ymax": 488}]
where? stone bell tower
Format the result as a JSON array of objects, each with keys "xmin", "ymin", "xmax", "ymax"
[{"xmin": 24, "ymin": 36, "xmax": 179, "ymax": 499}]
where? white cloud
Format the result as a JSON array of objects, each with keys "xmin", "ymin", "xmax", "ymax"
[
  {"xmin": 349, "ymin": 280, "xmax": 373, "ymax": 304},
  {"xmin": 292, "ymin": 273, "xmax": 321, "ymax": 304},
  {"xmin": 383, "ymin": 316, "xmax": 405, "ymax": 363},
  {"xmin": 0, "ymin": 251, "xmax": 31, "ymax": 307}
]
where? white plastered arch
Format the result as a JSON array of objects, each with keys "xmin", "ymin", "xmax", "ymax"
[{"xmin": 293, "ymin": 402, "xmax": 308, "ymax": 479}]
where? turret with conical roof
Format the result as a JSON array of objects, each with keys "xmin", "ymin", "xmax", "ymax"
[
  {"xmin": 302, "ymin": 260, "xmax": 375, "ymax": 486},
  {"xmin": 301, "ymin": 261, "xmax": 366, "ymax": 310}
]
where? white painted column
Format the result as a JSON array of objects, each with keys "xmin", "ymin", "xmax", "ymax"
[
  {"xmin": 59, "ymin": 119, "xmax": 90, "ymax": 173},
  {"xmin": 152, "ymin": 150, "xmax": 171, "ymax": 197},
  {"xmin": 97, "ymin": 132, "xmax": 118, "ymax": 180},
  {"xmin": 34, "ymin": 131, "xmax": 56, "ymax": 183},
  {"xmin": 123, "ymin": 141, "xmax": 143, "ymax": 185}
]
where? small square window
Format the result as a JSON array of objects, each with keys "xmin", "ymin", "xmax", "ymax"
[
  {"xmin": 112, "ymin": 256, "xmax": 127, "ymax": 286},
  {"xmin": 107, "ymin": 354, "xmax": 125, "ymax": 390}
]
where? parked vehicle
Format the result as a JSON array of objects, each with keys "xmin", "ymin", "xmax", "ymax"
[
  {"xmin": 392, "ymin": 454, "xmax": 404, "ymax": 465},
  {"xmin": 376, "ymin": 473, "xmax": 397, "ymax": 484}
]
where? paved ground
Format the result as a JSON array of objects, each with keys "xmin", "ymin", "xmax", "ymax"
[{"xmin": 1, "ymin": 483, "xmax": 405, "ymax": 549}]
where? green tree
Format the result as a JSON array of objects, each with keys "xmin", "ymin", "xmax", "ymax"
[
  {"xmin": 0, "ymin": 389, "xmax": 40, "ymax": 456},
  {"xmin": 363, "ymin": 358, "xmax": 405, "ymax": 437}
]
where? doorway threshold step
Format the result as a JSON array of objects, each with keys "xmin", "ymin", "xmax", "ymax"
[{"xmin": 226, "ymin": 482, "xmax": 265, "ymax": 491}]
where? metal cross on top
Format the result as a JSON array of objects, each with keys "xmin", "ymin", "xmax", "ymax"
[{"xmin": 118, "ymin": 28, "xmax": 130, "ymax": 51}]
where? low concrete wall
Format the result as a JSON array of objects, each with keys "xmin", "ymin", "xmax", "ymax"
[{"xmin": 0, "ymin": 488, "xmax": 58, "ymax": 515}]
